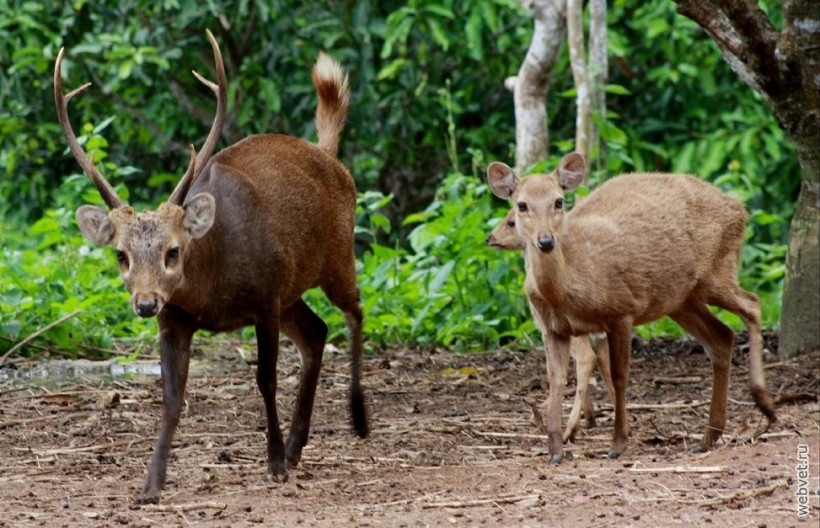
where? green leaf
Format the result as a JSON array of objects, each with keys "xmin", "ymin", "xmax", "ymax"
[
  {"xmin": 604, "ymin": 84, "xmax": 630, "ymax": 95},
  {"xmin": 426, "ymin": 19, "xmax": 450, "ymax": 51},
  {"xmin": 429, "ymin": 261, "xmax": 455, "ymax": 293}
]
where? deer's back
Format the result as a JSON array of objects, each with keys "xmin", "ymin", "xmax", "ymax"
[
  {"xmin": 565, "ymin": 173, "xmax": 746, "ymax": 323},
  {"xmin": 178, "ymin": 134, "xmax": 356, "ymax": 326}
]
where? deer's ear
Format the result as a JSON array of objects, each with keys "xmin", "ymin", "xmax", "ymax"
[
  {"xmin": 183, "ymin": 193, "xmax": 216, "ymax": 240},
  {"xmin": 76, "ymin": 205, "xmax": 115, "ymax": 246},
  {"xmin": 487, "ymin": 162, "xmax": 519, "ymax": 199},
  {"xmin": 557, "ymin": 153, "xmax": 586, "ymax": 191}
]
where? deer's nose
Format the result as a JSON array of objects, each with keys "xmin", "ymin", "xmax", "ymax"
[
  {"xmin": 136, "ymin": 300, "xmax": 158, "ymax": 318},
  {"xmin": 536, "ymin": 236, "xmax": 555, "ymax": 252}
]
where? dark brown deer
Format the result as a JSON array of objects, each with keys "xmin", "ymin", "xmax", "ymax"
[
  {"xmin": 487, "ymin": 153, "xmax": 775, "ymax": 463},
  {"xmin": 54, "ymin": 30, "xmax": 369, "ymax": 503},
  {"xmin": 486, "ymin": 209, "xmax": 614, "ymax": 441}
]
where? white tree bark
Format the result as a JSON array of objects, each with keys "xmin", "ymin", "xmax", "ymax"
[
  {"xmin": 588, "ymin": 0, "xmax": 607, "ymax": 165},
  {"xmin": 567, "ymin": 0, "xmax": 590, "ymax": 164},
  {"xmin": 511, "ymin": 0, "xmax": 567, "ymax": 173}
]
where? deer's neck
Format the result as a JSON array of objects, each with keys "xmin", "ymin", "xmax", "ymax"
[
  {"xmin": 170, "ymin": 237, "xmax": 220, "ymax": 313},
  {"xmin": 525, "ymin": 242, "xmax": 576, "ymax": 307}
]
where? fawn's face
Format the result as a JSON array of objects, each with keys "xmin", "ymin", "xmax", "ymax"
[
  {"xmin": 75, "ymin": 195, "xmax": 215, "ymax": 317},
  {"xmin": 487, "ymin": 208, "xmax": 524, "ymax": 250}
]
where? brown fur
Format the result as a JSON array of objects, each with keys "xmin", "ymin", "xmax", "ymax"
[
  {"xmin": 60, "ymin": 35, "xmax": 368, "ymax": 503},
  {"xmin": 488, "ymin": 153, "xmax": 775, "ymax": 463},
  {"xmin": 486, "ymin": 209, "xmax": 614, "ymax": 441}
]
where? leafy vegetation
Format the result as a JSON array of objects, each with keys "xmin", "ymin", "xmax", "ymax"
[{"xmin": 0, "ymin": 0, "xmax": 797, "ymax": 356}]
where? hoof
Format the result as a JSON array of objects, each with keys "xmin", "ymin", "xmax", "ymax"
[
  {"xmin": 266, "ymin": 470, "xmax": 289, "ymax": 484},
  {"xmin": 285, "ymin": 454, "xmax": 301, "ymax": 469},
  {"xmin": 550, "ymin": 453, "xmax": 564, "ymax": 465},
  {"xmin": 691, "ymin": 444, "xmax": 709, "ymax": 454},
  {"xmin": 135, "ymin": 491, "xmax": 160, "ymax": 505},
  {"xmin": 607, "ymin": 449, "xmax": 620, "ymax": 459},
  {"xmin": 285, "ymin": 439, "xmax": 303, "ymax": 469}
]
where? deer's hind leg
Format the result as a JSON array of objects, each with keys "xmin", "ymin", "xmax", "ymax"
[
  {"xmin": 670, "ymin": 300, "xmax": 734, "ymax": 450},
  {"xmin": 280, "ymin": 299, "xmax": 328, "ymax": 468},
  {"xmin": 707, "ymin": 283, "xmax": 775, "ymax": 422},
  {"xmin": 322, "ymin": 261, "xmax": 369, "ymax": 439},
  {"xmin": 565, "ymin": 336, "xmax": 597, "ymax": 442}
]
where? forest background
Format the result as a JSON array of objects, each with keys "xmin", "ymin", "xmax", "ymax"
[{"xmin": 0, "ymin": 0, "xmax": 800, "ymax": 359}]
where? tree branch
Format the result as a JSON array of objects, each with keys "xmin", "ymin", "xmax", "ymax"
[{"xmin": 674, "ymin": 0, "xmax": 782, "ymax": 98}]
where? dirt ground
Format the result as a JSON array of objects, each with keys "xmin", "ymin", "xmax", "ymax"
[{"xmin": 0, "ymin": 334, "xmax": 818, "ymax": 527}]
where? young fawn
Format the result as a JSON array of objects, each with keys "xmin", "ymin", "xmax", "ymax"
[
  {"xmin": 487, "ymin": 209, "xmax": 614, "ymax": 442},
  {"xmin": 55, "ymin": 30, "xmax": 368, "ymax": 503},
  {"xmin": 488, "ymin": 153, "xmax": 775, "ymax": 463}
]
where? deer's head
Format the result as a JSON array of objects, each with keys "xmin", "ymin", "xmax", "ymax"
[
  {"xmin": 487, "ymin": 153, "xmax": 586, "ymax": 254},
  {"xmin": 486, "ymin": 208, "xmax": 524, "ymax": 250},
  {"xmin": 55, "ymin": 30, "xmax": 227, "ymax": 317}
]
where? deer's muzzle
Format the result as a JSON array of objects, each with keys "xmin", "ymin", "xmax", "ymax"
[
  {"xmin": 132, "ymin": 293, "xmax": 164, "ymax": 318},
  {"xmin": 537, "ymin": 236, "xmax": 555, "ymax": 252}
]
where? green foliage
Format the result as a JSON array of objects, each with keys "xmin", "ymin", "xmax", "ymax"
[
  {"xmin": 0, "ymin": 0, "xmax": 798, "ymax": 356},
  {"xmin": 0, "ymin": 200, "xmax": 156, "ymax": 357}
]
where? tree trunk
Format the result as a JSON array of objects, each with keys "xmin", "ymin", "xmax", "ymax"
[
  {"xmin": 567, "ymin": 0, "xmax": 590, "ymax": 163},
  {"xmin": 510, "ymin": 0, "xmax": 567, "ymax": 173},
  {"xmin": 588, "ymin": 0, "xmax": 607, "ymax": 169},
  {"xmin": 780, "ymin": 132, "xmax": 820, "ymax": 356},
  {"xmin": 778, "ymin": 0, "xmax": 820, "ymax": 356},
  {"xmin": 675, "ymin": 0, "xmax": 820, "ymax": 357}
]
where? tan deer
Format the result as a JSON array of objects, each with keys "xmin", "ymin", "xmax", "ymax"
[
  {"xmin": 487, "ymin": 210, "xmax": 614, "ymax": 442},
  {"xmin": 487, "ymin": 153, "xmax": 776, "ymax": 463},
  {"xmin": 54, "ymin": 30, "xmax": 368, "ymax": 503}
]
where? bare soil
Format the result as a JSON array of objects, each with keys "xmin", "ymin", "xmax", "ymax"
[{"xmin": 1, "ymin": 335, "xmax": 818, "ymax": 527}]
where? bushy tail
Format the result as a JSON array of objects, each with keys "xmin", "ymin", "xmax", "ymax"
[{"xmin": 312, "ymin": 52, "xmax": 349, "ymax": 157}]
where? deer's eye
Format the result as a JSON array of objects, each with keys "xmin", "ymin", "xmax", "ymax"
[
  {"xmin": 555, "ymin": 198, "xmax": 564, "ymax": 210},
  {"xmin": 506, "ymin": 220, "xmax": 515, "ymax": 228},
  {"xmin": 165, "ymin": 246, "xmax": 180, "ymax": 267},
  {"xmin": 115, "ymin": 250, "xmax": 128, "ymax": 266},
  {"xmin": 517, "ymin": 202, "xmax": 528, "ymax": 213}
]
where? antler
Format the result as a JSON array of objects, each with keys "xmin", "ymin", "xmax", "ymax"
[
  {"xmin": 169, "ymin": 28, "xmax": 227, "ymax": 206},
  {"xmin": 54, "ymin": 47, "xmax": 126, "ymax": 210}
]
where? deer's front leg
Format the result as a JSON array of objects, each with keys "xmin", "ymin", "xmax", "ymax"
[
  {"xmin": 606, "ymin": 317, "xmax": 632, "ymax": 459},
  {"xmin": 544, "ymin": 331, "xmax": 571, "ymax": 464},
  {"xmin": 255, "ymin": 315, "xmax": 286, "ymax": 483},
  {"xmin": 138, "ymin": 313, "xmax": 194, "ymax": 504}
]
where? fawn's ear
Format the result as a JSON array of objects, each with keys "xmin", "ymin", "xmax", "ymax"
[
  {"xmin": 487, "ymin": 162, "xmax": 519, "ymax": 199},
  {"xmin": 556, "ymin": 153, "xmax": 586, "ymax": 191},
  {"xmin": 76, "ymin": 205, "xmax": 115, "ymax": 246},
  {"xmin": 183, "ymin": 193, "xmax": 216, "ymax": 240}
]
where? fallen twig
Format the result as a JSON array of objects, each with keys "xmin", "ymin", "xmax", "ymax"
[
  {"xmin": 653, "ymin": 376, "xmax": 703, "ymax": 385},
  {"xmin": 629, "ymin": 465, "xmax": 725, "ymax": 474},
  {"xmin": 14, "ymin": 437, "xmax": 146, "ymax": 456},
  {"xmin": 0, "ymin": 310, "xmax": 82, "ymax": 364},
  {"xmin": 523, "ymin": 398, "xmax": 548, "ymax": 434},
  {"xmin": 140, "ymin": 501, "xmax": 227, "ymax": 513},
  {"xmin": 422, "ymin": 493, "xmax": 541, "ymax": 509},
  {"xmin": 0, "ymin": 411, "xmax": 91, "ymax": 431},
  {"xmin": 698, "ymin": 481, "xmax": 786, "ymax": 507},
  {"xmin": 475, "ymin": 431, "xmax": 549, "ymax": 441},
  {"xmin": 773, "ymin": 392, "xmax": 818, "ymax": 405},
  {"xmin": 600, "ymin": 401, "xmax": 710, "ymax": 411}
]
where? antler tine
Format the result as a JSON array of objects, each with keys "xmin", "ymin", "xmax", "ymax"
[
  {"xmin": 169, "ymin": 29, "xmax": 227, "ymax": 206},
  {"xmin": 54, "ymin": 47, "xmax": 126, "ymax": 210},
  {"xmin": 194, "ymin": 29, "xmax": 227, "ymax": 175},
  {"xmin": 168, "ymin": 145, "xmax": 198, "ymax": 206}
]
